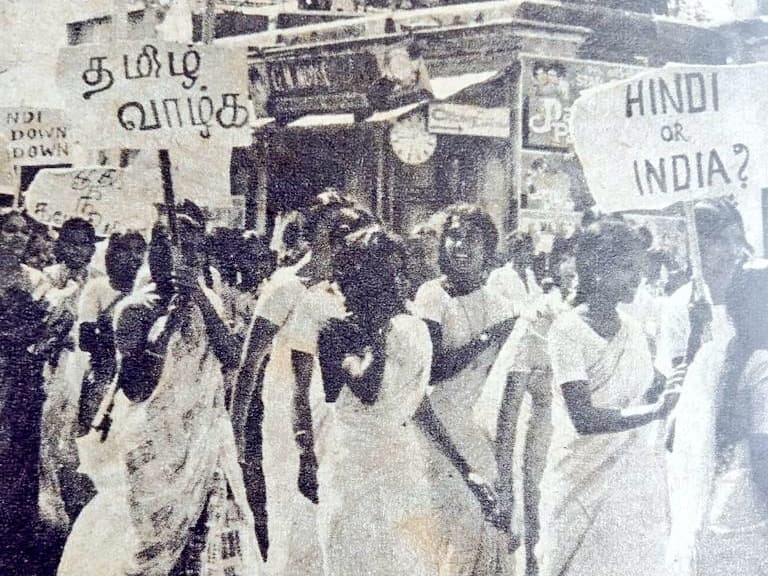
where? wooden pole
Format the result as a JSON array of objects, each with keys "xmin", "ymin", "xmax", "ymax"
[
  {"xmin": 202, "ymin": 0, "xmax": 216, "ymax": 44},
  {"xmin": 682, "ymin": 200, "xmax": 711, "ymax": 304},
  {"xmin": 158, "ymin": 149, "xmax": 178, "ymax": 244}
]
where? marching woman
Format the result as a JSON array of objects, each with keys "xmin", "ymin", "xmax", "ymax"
[
  {"xmin": 667, "ymin": 265, "xmax": 768, "ymax": 576},
  {"xmin": 0, "ymin": 211, "xmax": 50, "ymax": 574},
  {"xmin": 317, "ymin": 225, "xmax": 440, "ymax": 575},
  {"xmin": 232, "ymin": 192, "xmax": 365, "ymax": 576},
  {"xmin": 537, "ymin": 218, "xmax": 680, "ymax": 576},
  {"xmin": 413, "ymin": 203, "xmax": 517, "ymax": 575},
  {"xmin": 58, "ymin": 202, "xmax": 260, "ymax": 576}
]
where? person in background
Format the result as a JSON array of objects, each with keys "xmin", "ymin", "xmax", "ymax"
[
  {"xmin": 537, "ymin": 217, "xmax": 680, "ymax": 576},
  {"xmin": 656, "ymin": 199, "xmax": 750, "ymax": 381},
  {"xmin": 483, "ymin": 232, "xmax": 574, "ymax": 576},
  {"xmin": 618, "ymin": 225, "xmax": 665, "ymax": 354},
  {"xmin": 317, "ymin": 225, "xmax": 440, "ymax": 575},
  {"xmin": 413, "ymin": 203, "xmax": 517, "ymax": 575},
  {"xmin": 488, "ymin": 231, "xmax": 541, "ymax": 306},
  {"xmin": 39, "ymin": 217, "xmax": 98, "ymax": 532},
  {"xmin": 0, "ymin": 211, "xmax": 51, "ymax": 575},
  {"xmin": 24, "ymin": 217, "xmax": 56, "ymax": 271},
  {"xmin": 58, "ymin": 201, "xmax": 260, "ymax": 576},
  {"xmin": 239, "ymin": 232, "xmax": 276, "ymax": 296},
  {"xmin": 76, "ymin": 231, "xmax": 147, "ymax": 437},
  {"xmin": 405, "ymin": 217, "xmax": 444, "ymax": 292},
  {"xmin": 668, "ymin": 264, "xmax": 768, "ymax": 575},
  {"xmin": 232, "ymin": 191, "xmax": 360, "ymax": 575}
]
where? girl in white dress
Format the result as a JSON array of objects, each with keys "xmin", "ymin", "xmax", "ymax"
[
  {"xmin": 537, "ymin": 218, "xmax": 680, "ymax": 576},
  {"xmin": 317, "ymin": 226, "xmax": 440, "ymax": 575},
  {"xmin": 668, "ymin": 265, "xmax": 768, "ymax": 576},
  {"xmin": 413, "ymin": 204, "xmax": 518, "ymax": 575}
]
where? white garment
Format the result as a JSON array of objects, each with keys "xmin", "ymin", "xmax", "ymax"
[
  {"xmin": 656, "ymin": 282, "xmax": 733, "ymax": 378},
  {"xmin": 668, "ymin": 345, "xmax": 768, "ymax": 576},
  {"xmin": 413, "ymin": 278, "xmax": 516, "ymax": 575},
  {"xmin": 59, "ymin": 286, "xmax": 260, "ymax": 576},
  {"xmin": 318, "ymin": 315, "xmax": 440, "ymax": 576},
  {"xmin": 255, "ymin": 270, "xmax": 345, "ymax": 576},
  {"xmin": 538, "ymin": 308, "xmax": 665, "ymax": 576},
  {"xmin": 39, "ymin": 263, "xmax": 92, "ymax": 530}
]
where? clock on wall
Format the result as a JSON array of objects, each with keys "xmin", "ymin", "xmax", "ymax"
[{"xmin": 389, "ymin": 113, "xmax": 437, "ymax": 165}]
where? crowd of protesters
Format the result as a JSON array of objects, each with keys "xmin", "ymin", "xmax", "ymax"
[{"xmin": 0, "ymin": 188, "xmax": 763, "ymax": 576}]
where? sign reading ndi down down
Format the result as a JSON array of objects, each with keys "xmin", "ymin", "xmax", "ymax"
[
  {"xmin": 0, "ymin": 108, "xmax": 70, "ymax": 166},
  {"xmin": 56, "ymin": 41, "xmax": 253, "ymax": 149},
  {"xmin": 571, "ymin": 63, "xmax": 768, "ymax": 213}
]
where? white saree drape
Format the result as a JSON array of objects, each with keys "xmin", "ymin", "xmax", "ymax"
[
  {"xmin": 537, "ymin": 310, "xmax": 662, "ymax": 576},
  {"xmin": 59, "ymin": 286, "xmax": 261, "ymax": 576},
  {"xmin": 667, "ymin": 342, "xmax": 768, "ymax": 576}
]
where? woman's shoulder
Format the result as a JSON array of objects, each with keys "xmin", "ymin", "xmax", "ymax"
[
  {"xmin": 550, "ymin": 306, "xmax": 585, "ymax": 335},
  {"xmin": 391, "ymin": 313, "xmax": 429, "ymax": 336},
  {"xmin": 744, "ymin": 349, "xmax": 768, "ymax": 384}
]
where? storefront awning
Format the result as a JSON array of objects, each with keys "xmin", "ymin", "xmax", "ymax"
[{"xmin": 274, "ymin": 69, "xmax": 501, "ymax": 129}]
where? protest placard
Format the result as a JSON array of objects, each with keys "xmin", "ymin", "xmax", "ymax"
[
  {"xmin": 56, "ymin": 41, "xmax": 253, "ymax": 149},
  {"xmin": 0, "ymin": 108, "xmax": 70, "ymax": 166},
  {"xmin": 25, "ymin": 166, "xmax": 163, "ymax": 236},
  {"xmin": 0, "ymin": 134, "xmax": 15, "ymax": 199},
  {"xmin": 571, "ymin": 63, "xmax": 768, "ymax": 214}
]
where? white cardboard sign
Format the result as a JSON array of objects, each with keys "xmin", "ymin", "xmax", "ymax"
[
  {"xmin": 0, "ymin": 108, "xmax": 70, "ymax": 166},
  {"xmin": 571, "ymin": 63, "xmax": 768, "ymax": 214},
  {"xmin": 57, "ymin": 41, "xmax": 253, "ymax": 150},
  {"xmin": 25, "ymin": 166, "xmax": 163, "ymax": 236}
]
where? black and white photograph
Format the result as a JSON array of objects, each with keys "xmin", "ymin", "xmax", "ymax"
[{"xmin": 1, "ymin": 1, "xmax": 768, "ymax": 575}]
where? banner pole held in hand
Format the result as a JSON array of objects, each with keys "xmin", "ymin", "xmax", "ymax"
[{"xmin": 158, "ymin": 149, "xmax": 178, "ymax": 245}]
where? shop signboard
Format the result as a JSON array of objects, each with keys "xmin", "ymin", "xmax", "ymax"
[
  {"xmin": 571, "ymin": 63, "xmax": 768, "ymax": 214},
  {"xmin": 427, "ymin": 103, "xmax": 510, "ymax": 138},
  {"xmin": 25, "ymin": 166, "xmax": 163, "ymax": 236},
  {"xmin": 250, "ymin": 41, "xmax": 431, "ymax": 120},
  {"xmin": 520, "ymin": 54, "xmax": 642, "ymax": 151},
  {"xmin": 518, "ymin": 151, "xmax": 593, "ymax": 214},
  {"xmin": 0, "ymin": 108, "xmax": 70, "ymax": 166},
  {"xmin": 56, "ymin": 41, "xmax": 253, "ymax": 149}
]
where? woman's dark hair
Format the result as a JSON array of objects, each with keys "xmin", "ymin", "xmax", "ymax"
[
  {"xmin": 437, "ymin": 203, "xmax": 499, "ymax": 274},
  {"xmin": 105, "ymin": 232, "xmax": 147, "ymax": 293},
  {"xmin": 694, "ymin": 198, "xmax": 744, "ymax": 242},
  {"xmin": 332, "ymin": 225, "xmax": 407, "ymax": 324},
  {"xmin": 239, "ymin": 233, "xmax": 276, "ymax": 292},
  {"xmin": 305, "ymin": 188, "xmax": 357, "ymax": 243},
  {"xmin": 208, "ymin": 227, "xmax": 242, "ymax": 285},
  {"xmin": 58, "ymin": 217, "xmax": 97, "ymax": 245},
  {"xmin": 573, "ymin": 217, "xmax": 643, "ymax": 305},
  {"xmin": 716, "ymin": 266, "xmax": 768, "ymax": 458}
]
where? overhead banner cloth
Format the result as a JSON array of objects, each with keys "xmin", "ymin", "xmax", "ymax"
[
  {"xmin": 26, "ymin": 166, "xmax": 163, "ymax": 236},
  {"xmin": 56, "ymin": 41, "xmax": 253, "ymax": 149},
  {"xmin": 571, "ymin": 63, "xmax": 768, "ymax": 214}
]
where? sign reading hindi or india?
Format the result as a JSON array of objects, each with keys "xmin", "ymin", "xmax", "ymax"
[
  {"xmin": 571, "ymin": 64, "xmax": 768, "ymax": 214},
  {"xmin": 56, "ymin": 41, "xmax": 253, "ymax": 149}
]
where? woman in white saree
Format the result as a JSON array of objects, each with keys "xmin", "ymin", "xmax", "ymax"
[
  {"xmin": 537, "ymin": 218, "xmax": 680, "ymax": 576},
  {"xmin": 58, "ymin": 205, "xmax": 261, "ymax": 576},
  {"xmin": 667, "ymin": 265, "xmax": 768, "ymax": 576},
  {"xmin": 317, "ymin": 226, "xmax": 440, "ymax": 576}
]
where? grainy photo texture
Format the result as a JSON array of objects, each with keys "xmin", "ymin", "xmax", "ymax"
[{"xmin": 0, "ymin": 1, "xmax": 766, "ymax": 575}]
